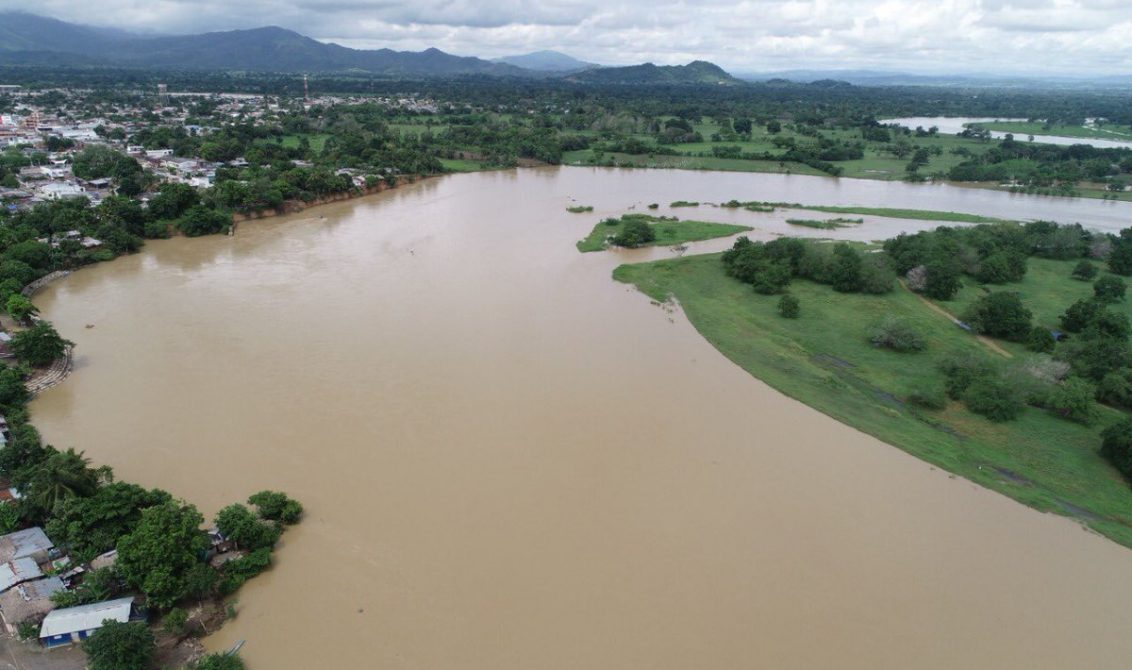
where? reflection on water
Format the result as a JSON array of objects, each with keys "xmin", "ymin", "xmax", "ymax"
[{"xmin": 30, "ymin": 168, "xmax": 1132, "ymax": 670}]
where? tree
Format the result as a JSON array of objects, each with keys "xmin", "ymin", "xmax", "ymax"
[
  {"xmin": 777, "ymin": 294, "xmax": 800, "ymax": 319},
  {"xmin": 248, "ymin": 490, "xmax": 303, "ymax": 524},
  {"xmin": 1043, "ymin": 377, "xmax": 1098, "ymax": 424},
  {"xmin": 1108, "ymin": 230, "xmax": 1132, "ymax": 276},
  {"xmin": 1094, "ymin": 275, "xmax": 1127, "ymax": 303},
  {"xmin": 46, "ymin": 482, "xmax": 171, "ymax": 561},
  {"xmin": 1098, "ymin": 368, "xmax": 1132, "ymax": 408},
  {"xmin": 10, "ymin": 321, "xmax": 71, "ymax": 367},
  {"xmin": 82, "ymin": 621, "xmax": 154, "ymax": 670},
  {"xmin": 1026, "ymin": 326, "xmax": 1056, "ymax": 353},
  {"xmin": 1072, "ymin": 260, "xmax": 1098, "ymax": 281},
  {"xmin": 829, "ymin": 244, "xmax": 863, "ymax": 292},
  {"xmin": 0, "ymin": 366, "xmax": 29, "ymax": 408},
  {"xmin": 23, "ymin": 448, "xmax": 104, "ymax": 519},
  {"xmin": 962, "ymin": 292, "xmax": 1032, "ymax": 341},
  {"xmin": 215, "ymin": 504, "xmax": 280, "ymax": 551},
  {"xmin": 612, "ymin": 219, "xmax": 655, "ymax": 248},
  {"xmin": 923, "ymin": 259, "xmax": 962, "ymax": 300},
  {"xmin": 963, "ymin": 375, "xmax": 1025, "ymax": 422},
  {"xmin": 116, "ymin": 501, "xmax": 210, "ymax": 609},
  {"xmin": 1101, "ymin": 417, "xmax": 1132, "ymax": 479},
  {"xmin": 6, "ymin": 294, "xmax": 37, "ymax": 324},
  {"xmin": 176, "ymin": 206, "xmax": 231, "ymax": 237},
  {"xmin": 1060, "ymin": 298, "xmax": 1101, "ymax": 333}
]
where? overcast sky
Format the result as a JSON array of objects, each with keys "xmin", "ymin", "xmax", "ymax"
[{"xmin": 6, "ymin": 0, "xmax": 1132, "ymax": 75}]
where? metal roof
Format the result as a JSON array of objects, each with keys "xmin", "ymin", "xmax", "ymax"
[
  {"xmin": 0, "ymin": 528, "xmax": 53, "ymax": 562},
  {"xmin": 39, "ymin": 597, "xmax": 134, "ymax": 639},
  {"xmin": 0, "ymin": 557, "xmax": 42, "ymax": 593}
]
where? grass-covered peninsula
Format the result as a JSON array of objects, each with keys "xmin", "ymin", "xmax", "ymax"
[
  {"xmin": 576, "ymin": 214, "xmax": 751, "ymax": 253},
  {"xmin": 615, "ymin": 221, "xmax": 1132, "ymax": 549}
]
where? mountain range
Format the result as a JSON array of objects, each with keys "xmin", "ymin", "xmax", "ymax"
[{"xmin": 0, "ymin": 12, "xmax": 735, "ymax": 84}]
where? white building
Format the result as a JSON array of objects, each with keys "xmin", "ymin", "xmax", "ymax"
[{"xmin": 40, "ymin": 597, "xmax": 134, "ymax": 648}]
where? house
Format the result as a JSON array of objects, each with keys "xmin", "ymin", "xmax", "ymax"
[
  {"xmin": 0, "ymin": 577, "xmax": 64, "ymax": 634},
  {"xmin": 36, "ymin": 183, "xmax": 86, "ymax": 201},
  {"xmin": 145, "ymin": 149, "xmax": 173, "ymax": 159},
  {"xmin": 0, "ymin": 557, "xmax": 43, "ymax": 593},
  {"xmin": 39, "ymin": 597, "xmax": 133, "ymax": 648},
  {"xmin": 0, "ymin": 528, "xmax": 54, "ymax": 564}
]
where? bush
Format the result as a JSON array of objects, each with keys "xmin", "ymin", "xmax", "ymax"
[
  {"xmin": 907, "ymin": 385, "xmax": 947, "ymax": 410},
  {"xmin": 163, "ymin": 607, "xmax": 188, "ymax": 635},
  {"xmin": 869, "ymin": 315, "xmax": 926, "ymax": 352},
  {"xmin": 962, "ymin": 292, "xmax": 1032, "ymax": 341},
  {"xmin": 10, "ymin": 321, "xmax": 72, "ymax": 367},
  {"xmin": 1094, "ymin": 275, "xmax": 1127, "ymax": 303},
  {"xmin": 612, "ymin": 219, "xmax": 655, "ymax": 248},
  {"xmin": 194, "ymin": 653, "xmax": 246, "ymax": 670},
  {"xmin": 1101, "ymin": 417, "xmax": 1132, "ymax": 479},
  {"xmin": 1097, "ymin": 368, "xmax": 1132, "ymax": 408},
  {"xmin": 218, "ymin": 548, "xmax": 273, "ymax": 596},
  {"xmin": 939, "ymin": 350, "xmax": 995, "ymax": 399},
  {"xmin": 1043, "ymin": 377, "xmax": 1099, "ymax": 424},
  {"xmin": 1060, "ymin": 298, "xmax": 1101, "ymax": 333},
  {"xmin": 963, "ymin": 375, "xmax": 1025, "ymax": 422},
  {"xmin": 248, "ymin": 491, "xmax": 303, "ymax": 524},
  {"xmin": 83, "ymin": 621, "xmax": 155, "ymax": 670},
  {"xmin": 1072, "ymin": 260, "xmax": 1098, "ymax": 281},
  {"xmin": 777, "ymin": 294, "xmax": 799, "ymax": 318},
  {"xmin": 1026, "ymin": 326, "xmax": 1056, "ymax": 353}
]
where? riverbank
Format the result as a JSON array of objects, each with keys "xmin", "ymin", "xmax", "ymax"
[
  {"xmin": 614, "ymin": 252, "xmax": 1132, "ymax": 549},
  {"xmin": 230, "ymin": 175, "xmax": 427, "ymax": 227}
]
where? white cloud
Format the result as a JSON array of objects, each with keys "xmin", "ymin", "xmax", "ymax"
[{"xmin": 4, "ymin": 0, "xmax": 1131, "ymax": 74}]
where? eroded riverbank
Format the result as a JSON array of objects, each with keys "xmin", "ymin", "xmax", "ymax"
[{"xmin": 28, "ymin": 167, "xmax": 1132, "ymax": 669}]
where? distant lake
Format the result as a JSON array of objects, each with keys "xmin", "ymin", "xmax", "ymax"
[{"xmin": 881, "ymin": 116, "xmax": 1132, "ymax": 150}]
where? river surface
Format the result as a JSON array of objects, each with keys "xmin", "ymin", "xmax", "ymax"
[
  {"xmin": 29, "ymin": 167, "xmax": 1132, "ymax": 669},
  {"xmin": 881, "ymin": 116, "xmax": 1132, "ymax": 150}
]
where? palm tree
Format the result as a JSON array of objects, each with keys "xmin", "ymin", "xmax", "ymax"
[{"xmin": 28, "ymin": 448, "xmax": 102, "ymax": 514}]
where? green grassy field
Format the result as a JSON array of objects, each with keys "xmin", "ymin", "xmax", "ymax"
[
  {"xmin": 577, "ymin": 216, "xmax": 752, "ymax": 253},
  {"xmin": 614, "ymin": 253, "xmax": 1132, "ymax": 548},
  {"xmin": 277, "ymin": 134, "xmax": 331, "ymax": 152},
  {"xmin": 438, "ymin": 158, "xmax": 489, "ymax": 172},
  {"xmin": 799, "ymin": 206, "xmax": 1010, "ymax": 223},
  {"xmin": 977, "ymin": 121, "xmax": 1132, "ymax": 141}
]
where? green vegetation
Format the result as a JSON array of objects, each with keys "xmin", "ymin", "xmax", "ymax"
[
  {"xmin": 976, "ymin": 121, "xmax": 1132, "ymax": 141},
  {"xmin": 786, "ymin": 218, "xmax": 862, "ymax": 229},
  {"xmin": 670, "ymin": 200, "xmax": 700, "ymax": 207},
  {"xmin": 83, "ymin": 621, "xmax": 155, "ymax": 670},
  {"xmin": 566, "ymin": 205, "xmax": 594, "ymax": 213},
  {"xmin": 614, "ymin": 222, "xmax": 1132, "ymax": 549},
  {"xmin": 576, "ymin": 214, "xmax": 751, "ymax": 253},
  {"xmin": 799, "ymin": 205, "xmax": 1008, "ymax": 224}
]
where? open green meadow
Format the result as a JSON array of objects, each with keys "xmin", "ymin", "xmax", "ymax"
[
  {"xmin": 614, "ymin": 252, "xmax": 1132, "ymax": 548},
  {"xmin": 977, "ymin": 121, "xmax": 1132, "ymax": 141},
  {"xmin": 576, "ymin": 216, "xmax": 752, "ymax": 253}
]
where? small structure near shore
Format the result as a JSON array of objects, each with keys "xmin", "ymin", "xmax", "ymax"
[
  {"xmin": 39, "ymin": 596, "xmax": 134, "ymax": 648},
  {"xmin": 0, "ymin": 576, "xmax": 64, "ymax": 634}
]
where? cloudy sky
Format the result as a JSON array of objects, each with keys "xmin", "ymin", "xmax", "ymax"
[{"xmin": 6, "ymin": 0, "xmax": 1132, "ymax": 75}]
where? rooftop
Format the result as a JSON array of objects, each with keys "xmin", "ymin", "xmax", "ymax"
[
  {"xmin": 39, "ymin": 597, "xmax": 133, "ymax": 638},
  {"xmin": 0, "ymin": 528, "xmax": 53, "ymax": 563},
  {"xmin": 0, "ymin": 557, "xmax": 43, "ymax": 593}
]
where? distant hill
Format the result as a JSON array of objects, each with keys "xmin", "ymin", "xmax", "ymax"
[
  {"xmin": 0, "ymin": 12, "xmax": 527, "ymax": 76},
  {"xmin": 493, "ymin": 50, "xmax": 597, "ymax": 72},
  {"xmin": 570, "ymin": 60, "xmax": 738, "ymax": 85}
]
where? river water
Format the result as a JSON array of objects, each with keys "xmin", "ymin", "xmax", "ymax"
[
  {"xmin": 881, "ymin": 116, "xmax": 1132, "ymax": 150},
  {"xmin": 29, "ymin": 168, "xmax": 1132, "ymax": 669}
]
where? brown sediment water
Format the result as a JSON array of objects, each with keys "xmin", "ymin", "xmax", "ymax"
[{"xmin": 30, "ymin": 168, "xmax": 1132, "ymax": 669}]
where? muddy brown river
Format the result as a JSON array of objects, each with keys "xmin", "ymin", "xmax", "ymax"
[{"xmin": 29, "ymin": 168, "xmax": 1132, "ymax": 669}]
